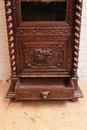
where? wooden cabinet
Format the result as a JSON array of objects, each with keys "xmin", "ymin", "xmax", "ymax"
[{"xmin": 4, "ymin": 0, "xmax": 83, "ymax": 101}]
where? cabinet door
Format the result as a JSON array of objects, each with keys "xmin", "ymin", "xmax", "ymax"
[{"xmin": 17, "ymin": 39, "xmax": 72, "ymax": 76}]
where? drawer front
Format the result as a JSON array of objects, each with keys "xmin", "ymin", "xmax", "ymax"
[{"xmin": 15, "ymin": 89, "xmax": 74, "ymax": 100}]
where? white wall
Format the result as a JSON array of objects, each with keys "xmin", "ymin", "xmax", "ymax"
[
  {"xmin": 78, "ymin": 0, "xmax": 87, "ymax": 82},
  {"xmin": 0, "ymin": 0, "xmax": 11, "ymax": 82}
]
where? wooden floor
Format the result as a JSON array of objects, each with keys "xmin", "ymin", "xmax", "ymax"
[{"xmin": 0, "ymin": 82, "xmax": 87, "ymax": 130}]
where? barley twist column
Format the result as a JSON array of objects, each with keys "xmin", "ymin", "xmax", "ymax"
[
  {"xmin": 4, "ymin": 0, "xmax": 16, "ymax": 78},
  {"xmin": 73, "ymin": 0, "xmax": 83, "ymax": 76}
]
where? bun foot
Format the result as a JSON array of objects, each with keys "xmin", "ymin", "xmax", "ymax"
[
  {"xmin": 69, "ymin": 98, "xmax": 78, "ymax": 102},
  {"xmin": 11, "ymin": 98, "xmax": 19, "ymax": 102}
]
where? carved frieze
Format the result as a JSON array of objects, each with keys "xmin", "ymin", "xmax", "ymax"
[{"xmin": 16, "ymin": 28, "xmax": 72, "ymax": 35}]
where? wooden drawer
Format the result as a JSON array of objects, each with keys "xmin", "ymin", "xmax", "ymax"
[{"xmin": 15, "ymin": 77, "xmax": 74, "ymax": 100}]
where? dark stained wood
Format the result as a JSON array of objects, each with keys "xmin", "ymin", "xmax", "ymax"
[
  {"xmin": 15, "ymin": 77, "xmax": 74, "ymax": 100},
  {"xmin": 4, "ymin": 0, "xmax": 83, "ymax": 101}
]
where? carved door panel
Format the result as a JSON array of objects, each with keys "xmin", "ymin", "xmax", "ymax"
[
  {"xmin": 24, "ymin": 43, "xmax": 64, "ymax": 68},
  {"xmin": 17, "ymin": 39, "xmax": 72, "ymax": 75}
]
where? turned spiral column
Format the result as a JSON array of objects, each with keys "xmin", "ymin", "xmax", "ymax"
[
  {"xmin": 73, "ymin": 0, "xmax": 83, "ymax": 76},
  {"xmin": 4, "ymin": 0, "xmax": 16, "ymax": 78}
]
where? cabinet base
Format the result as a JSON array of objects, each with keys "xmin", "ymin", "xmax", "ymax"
[{"xmin": 6, "ymin": 77, "xmax": 83, "ymax": 101}]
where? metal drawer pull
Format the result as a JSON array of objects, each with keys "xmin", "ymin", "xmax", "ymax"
[{"xmin": 40, "ymin": 91, "xmax": 49, "ymax": 99}]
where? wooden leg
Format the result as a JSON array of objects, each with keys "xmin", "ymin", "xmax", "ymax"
[
  {"xmin": 69, "ymin": 98, "xmax": 78, "ymax": 102},
  {"xmin": 11, "ymin": 98, "xmax": 19, "ymax": 102}
]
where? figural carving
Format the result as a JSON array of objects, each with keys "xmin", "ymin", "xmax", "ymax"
[
  {"xmin": 40, "ymin": 91, "xmax": 50, "ymax": 99},
  {"xmin": 24, "ymin": 44, "xmax": 64, "ymax": 68}
]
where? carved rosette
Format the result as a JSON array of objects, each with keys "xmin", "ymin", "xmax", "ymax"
[
  {"xmin": 73, "ymin": 0, "xmax": 83, "ymax": 76},
  {"xmin": 4, "ymin": 0, "xmax": 16, "ymax": 77}
]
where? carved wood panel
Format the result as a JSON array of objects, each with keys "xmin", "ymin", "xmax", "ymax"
[
  {"xmin": 17, "ymin": 39, "xmax": 72, "ymax": 73},
  {"xmin": 24, "ymin": 43, "xmax": 65, "ymax": 68}
]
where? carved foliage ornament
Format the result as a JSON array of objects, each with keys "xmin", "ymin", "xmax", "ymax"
[{"xmin": 16, "ymin": 28, "xmax": 72, "ymax": 35}]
